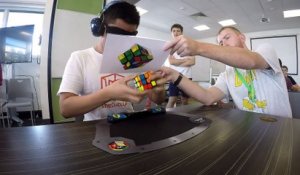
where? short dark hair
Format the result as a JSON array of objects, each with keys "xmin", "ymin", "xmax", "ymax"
[
  {"xmin": 218, "ymin": 26, "xmax": 241, "ymax": 35},
  {"xmin": 103, "ymin": 1, "xmax": 140, "ymax": 29},
  {"xmin": 282, "ymin": 65, "xmax": 288, "ymax": 70},
  {"xmin": 171, "ymin": 24, "xmax": 183, "ymax": 32}
]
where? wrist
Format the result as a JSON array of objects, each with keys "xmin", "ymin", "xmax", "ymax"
[{"xmin": 173, "ymin": 73, "xmax": 183, "ymax": 86}]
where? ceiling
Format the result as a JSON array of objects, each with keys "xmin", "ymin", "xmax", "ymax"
[
  {"xmin": 135, "ymin": 0, "xmax": 300, "ymax": 39},
  {"xmin": 2, "ymin": 0, "xmax": 300, "ymax": 39}
]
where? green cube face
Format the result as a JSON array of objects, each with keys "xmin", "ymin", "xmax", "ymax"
[
  {"xmin": 125, "ymin": 50, "xmax": 133, "ymax": 57},
  {"xmin": 133, "ymin": 50, "xmax": 141, "ymax": 56}
]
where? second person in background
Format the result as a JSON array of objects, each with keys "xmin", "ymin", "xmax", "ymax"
[{"xmin": 164, "ymin": 24, "xmax": 195, "ymax": 108}]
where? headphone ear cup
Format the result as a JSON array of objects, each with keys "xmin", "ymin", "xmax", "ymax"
[{"xmin": 90, "ymin": 17, "xmax": 102, "ymax": 37}]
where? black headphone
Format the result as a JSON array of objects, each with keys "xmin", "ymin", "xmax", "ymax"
[{"xmin": 90, "ymin": 0, "xmax": 125, "ymax": 37}]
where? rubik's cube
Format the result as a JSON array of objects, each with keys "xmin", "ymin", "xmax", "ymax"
[
  {"xmin": 134, "ymin": 71, "xmax": 157, "ymax": 92},
  {"xmin": 118, "ymin": 44, "xmax": 153, "ymax": 70}
]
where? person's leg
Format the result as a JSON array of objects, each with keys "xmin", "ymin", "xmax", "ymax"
[
  {"xmin": 166, "ymin": 96, "xmax": 177, "ymax": 108},
  {"xmin": 180, "ymin": 87, "xmax": 190, "ymax": 105},
  {"xmin": 166, "ymin": 83, "xmax": 179, "ymax": 108}
]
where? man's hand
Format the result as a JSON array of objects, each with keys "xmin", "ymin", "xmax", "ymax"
[
  {"xmin": 106, "ymin": 75, "xmax": 146, "ymax": 103},
  {"xmin": 164, "ymin": 35, "xmax": 199, "ymax": 57}
]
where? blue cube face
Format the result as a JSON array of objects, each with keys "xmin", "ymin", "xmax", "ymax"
[{"xmin": 118, "ymin": 44, "xmax": 153, "ymax": 70}]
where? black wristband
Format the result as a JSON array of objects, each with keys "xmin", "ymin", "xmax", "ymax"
[{"xmin": 173, "ymin": 73, "xmax": 183, "ymax": 86}]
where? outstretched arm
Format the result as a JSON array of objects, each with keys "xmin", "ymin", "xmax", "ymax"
[
  {"xmin": 168, "ymin": 55, "xmax": 195, "ymax": 67},
  {"xmin": 160, "ymin": 66, "xmax": 225, "ymax": 105},
  {"xmin": 164, "ymin": 35, "xmax": 268, "ymax": 70}
]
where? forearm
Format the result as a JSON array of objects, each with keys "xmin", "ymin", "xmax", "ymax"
[
  {"xmin": 196, "ymin": 42, "xmax": 268, "ymax": 69},
  {"xmin": 60, "ymin": 89, "xmax": 111, "ymax": 118},
  {"xmin": 180, "ymin": 57, "xmax": 195, "ymax": 67},
  {"xmin": 169, "ymin": 57, "xmax": 186, "ymax": 66},
  {"xmin": 172, "ymin": 74, "xmax": 224, "ymax": 105},
  {"xmin": 291, "ymin": 85, "xmax": 300, "ymax": 91}
]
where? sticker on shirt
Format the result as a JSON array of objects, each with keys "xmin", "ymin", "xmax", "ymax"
[
  {"xmin": 99, "ymin": 73, "xmax": 133, "ymax": 111},
  {"xmin": 100, "ymin": 73, "xmax": 125, "ymax": 89},
  {"xmin": 243, "ymin": 97, "xmax": 267, "ymax": 111}
]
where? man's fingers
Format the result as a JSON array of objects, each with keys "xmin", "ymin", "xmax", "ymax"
[{"xmin": 163, "ymin": 37, "xmax": 181, "ymax": 54}]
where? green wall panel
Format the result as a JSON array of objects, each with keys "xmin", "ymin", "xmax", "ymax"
[
  {"xmin": 51, "ymin": 78, "xmax": 75, "ymax": 123},
  {"xmin": 57, "ymin": 0, "xmax": 104, "ymax": 15}
]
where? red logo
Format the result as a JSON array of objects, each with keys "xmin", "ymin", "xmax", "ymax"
[{"xmin": 100, "ymin": 73, "xmax": 124, "ymax": 89}]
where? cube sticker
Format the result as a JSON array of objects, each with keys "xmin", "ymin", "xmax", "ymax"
[
  {"xmin": 118, "ymin": 44, "xmax": 153, "ymax": 70},
  {"xmin": 133, "ymin": 71, "xmax": 157, "ymax": 92}
]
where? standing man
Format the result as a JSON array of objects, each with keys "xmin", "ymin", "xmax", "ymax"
[
  {"xmin": 58, "ymin": 1, "xmax": 166, "ymax": 121},
  {"xmin": 165, "ymin": 24, "xmax": 195, "ymax": 108},
  {"xmin": 161, "ymin": 26, "xmax": 292, "ymax": 118}
]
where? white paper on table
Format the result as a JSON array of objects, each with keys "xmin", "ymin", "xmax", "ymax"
[{"xmin": 101, "ymin": 34, "xmax": 169, "ymax": 73}]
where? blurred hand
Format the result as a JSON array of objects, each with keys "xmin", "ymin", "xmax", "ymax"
[
  {"xmin": 107, "ymin": 74, "xmax": 146, "ymax": 103},
  {"xmin": 147, "ymin": 70, "xmax": 167, "ymax": 93},
  {"xmin": 163, "ymin": 35, "xmax": 199, "ymax": 57}
]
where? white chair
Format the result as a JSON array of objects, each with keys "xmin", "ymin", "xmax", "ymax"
[{"xmin": 3, "ymin": 78, "xmax": 35, "ymax": 126}]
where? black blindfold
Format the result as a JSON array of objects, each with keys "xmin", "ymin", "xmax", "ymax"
[{"xmin": 106, "ymin": 26, "xmax": 138, "ymax": 36}]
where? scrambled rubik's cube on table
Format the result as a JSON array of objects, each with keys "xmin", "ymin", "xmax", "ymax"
[
  {"xmin": 133, "ymin": 71, "xmax": 157, "ymax": 92},
  {"xmin": 118, "ymin": 44, "xmax": 153, "ymax": 70}
]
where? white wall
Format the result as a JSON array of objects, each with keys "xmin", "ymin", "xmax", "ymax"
[
  {"xmin": 138, "ymin": 25, "xmax": 169, "ymax": 41},
  {"xmin": 40, "ymin": 0, "xmax": 53, "ymax": 119}
]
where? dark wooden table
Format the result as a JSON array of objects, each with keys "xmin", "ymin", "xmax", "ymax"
[{"xmin": 0, "ymin": 104, "xmax": 299, "ymax": 175}]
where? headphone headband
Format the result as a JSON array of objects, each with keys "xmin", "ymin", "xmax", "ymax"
[{"xmin": 90, "ymin": 0, "xmax": 127, "ymax": 37}]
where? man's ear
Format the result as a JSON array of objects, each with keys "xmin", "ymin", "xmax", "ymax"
[{"xmin": 239, "ymin": 33, "xmax": 246, "ymax": 42}]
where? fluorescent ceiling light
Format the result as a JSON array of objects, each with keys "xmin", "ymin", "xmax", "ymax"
[
  {"xmin": 218, "ymin": 19, "xmax": 236, "ymax": 26},
  {"xmin": 194, "ymin": 25, "xmax": 210, "ymax": 31},
  {"xmin": 136, "ymin": 6, "xmax": 148, "ymax": 16},
  {"xmin": 284, "ymin": 9, "xmax": 300, "ymax": 18}
]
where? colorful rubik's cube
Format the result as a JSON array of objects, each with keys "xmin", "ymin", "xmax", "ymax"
[
  {"xmin": 118, "ymin": 44, "xmax": 153, "ymax": 70},
  {"xmin": 134, "ymin": 71, "xmax": 157, "ymax": 92}
]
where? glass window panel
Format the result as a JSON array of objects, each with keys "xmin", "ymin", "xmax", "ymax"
[
  {"xmin": 7, "ymin": 12, "xmax": 44, "ymax": 56},
  {"xmin": 0, "ymin": 11, "xmax": 3, "ymax": 27}
]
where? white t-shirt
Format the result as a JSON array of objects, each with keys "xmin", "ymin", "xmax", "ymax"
[
  {"xmin": 164, "ymin": 52, "xmax": 193, "ymax": 78},
  {"xmin": 214, "ymin": 43, "xmax": 292, "ymax": 118},
  {"xmin": 58, "ymin": 47, "xmax": 133, "ymax": 121}
]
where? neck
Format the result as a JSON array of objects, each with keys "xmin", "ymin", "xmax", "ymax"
[{"xmin": 94, "ymin": 37, "xmax": 105, "ymax": 54}]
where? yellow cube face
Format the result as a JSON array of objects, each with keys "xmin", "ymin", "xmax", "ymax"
[
  {"xmin": 151, "ymin": 81, "xmax": 157, "ymax": 86},
  {"xmin": 131, "ymin": 44, "xmax": 139, "ymax": 52},
  {"xmin": 118, "ymin": 54, "xmax": 125, "ymax": 60}
]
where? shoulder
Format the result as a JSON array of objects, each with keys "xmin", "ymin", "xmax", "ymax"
[{"xmin": 254, "ymin": 43, "xmax": 281, "ymax": 72}]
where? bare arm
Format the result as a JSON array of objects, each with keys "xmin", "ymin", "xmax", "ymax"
[
  {"xmin": 164, "ymin": 36, "xmax": 268, "ymax": 70},
  {"xmin": 160, "ymin": 66, "xmax": 225, "ymax": 105},
  {"xmin": 168, "ymin": 55, "xmax": 195, "ymax": 67},
  {"xmin": 59, "ymin": 75, "xmax": 146, "ymax": 118}
]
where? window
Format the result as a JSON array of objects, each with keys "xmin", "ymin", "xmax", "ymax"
[
  {"xmin": 0, "ymin": 11, "xmax": 3, "ymax": 27},
  {"xmin": 7, "ymin": 12, "xmax": 44, "ymax": 57}
]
